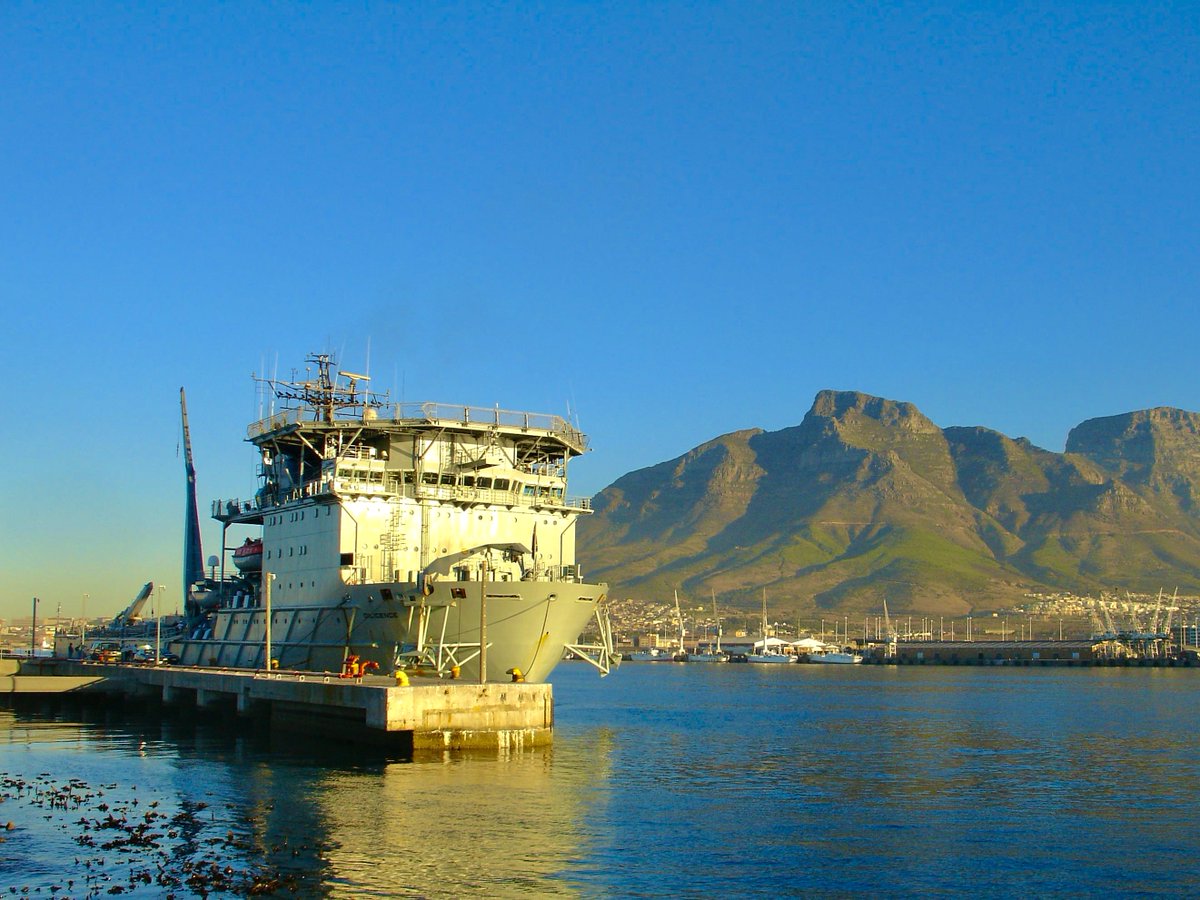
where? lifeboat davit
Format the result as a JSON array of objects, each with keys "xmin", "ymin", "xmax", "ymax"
[{"xmin": 232, "ymin": 537, "xmax": 263, "ymax": 573}]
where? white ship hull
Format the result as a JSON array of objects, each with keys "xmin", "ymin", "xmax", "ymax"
[
  {"xmin": 807, "ymin": 651, "xmax": 863, "ymax": 664},
  {"xmin": 174, "ymin": 578, "xmax": 604, "ymax": 683}
]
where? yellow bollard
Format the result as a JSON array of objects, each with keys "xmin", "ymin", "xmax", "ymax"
[
  {"xmin": 395, "ymin": 670, "xmax": 409, "ymax": 687},
  {"xmin": 507, "ymin": 667, "xmax": 525, "ymax": 683}
]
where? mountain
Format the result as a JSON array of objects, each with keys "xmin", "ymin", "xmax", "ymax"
[{"xmin": 578, "ymin": 391, "xmax": 1200, "ymax": 617}]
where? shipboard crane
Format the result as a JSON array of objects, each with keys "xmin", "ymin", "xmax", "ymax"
[{"xmin": 180, "ymin": 388, "xmax": 206, "ymax": 616}]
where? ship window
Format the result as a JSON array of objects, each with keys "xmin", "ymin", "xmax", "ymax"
[
  {"xmin": 403, "ymin": 472, "xmax": 414, "ymax": 484},
  {"xmin": 523, "ymin": 485, "xmax": 536, "ymax": 496},
  {"xmin": 341, "ymin": 552, "xmax": 354, "ymax": 566},
  {"xmin": 421, "ymin": 473, "xmax": 437, "ymax": 485},
  {"xmin": 493, "ymin": 478, "xmax": 510, "ymax": 490},
  {"xmin": 477, "ymin": 477, "xmax": 492, "ymax": 489},
  {"xmin": 462, "ymin": 476, "xmax": 475, "ymax": 487},
  {"xmin": 440, "ymin": 474, "xmax": 455, "ymax": 486}
]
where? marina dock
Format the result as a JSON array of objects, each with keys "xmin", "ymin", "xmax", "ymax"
[{"xmin": 0, "ymin": 658, "xmax": 552, "ymax": 752}]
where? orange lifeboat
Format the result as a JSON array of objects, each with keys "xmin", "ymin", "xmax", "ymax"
[{"xmin": 232, "ymin": 537, "xmax": 263, "ymax": 573}]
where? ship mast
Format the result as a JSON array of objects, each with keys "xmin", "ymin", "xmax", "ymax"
[{"xmin": 265, "ymin": 353, "xmax": 380, "ymax": 425}]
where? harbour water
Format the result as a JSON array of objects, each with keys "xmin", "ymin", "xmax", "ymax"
[{"xmin": 3, "ymin": 662, "xmax": 1200, "ymax": 896}]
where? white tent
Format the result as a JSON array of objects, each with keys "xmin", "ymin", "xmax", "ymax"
[
  {"xmin": 751, "ymin": 636, "xmax": 791, "ymax": 651},
  {"xmin": 791, "ymin": 637, "xmax": 829, "ymax": 652}
]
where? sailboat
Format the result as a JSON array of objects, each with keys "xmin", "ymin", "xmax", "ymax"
[
  {"xmin": 629, "ymin": 590, "xmax": 688, "ymax": 662},
  {"xmin": 807, "ymin": 647, "xmax": 864, "ymax": 664},
  {"xmin": 689, "ymin": 588, "xmax": 728, "ymax": 662},
  {"xmin": 628, "ymin": 646, "xmax": 673, "ymax": 661},
  {"xmin": 671, "ymin": 590, "xmax": 688, "ymax": 661},
  {"xmin": 746, "ymin": 588, "xmax": 795, "ymax": 664}
]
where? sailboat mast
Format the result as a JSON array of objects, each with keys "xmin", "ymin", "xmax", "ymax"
[
  {"xmin": 712, "ymin": 588, "xmax": 721, "ymax": 653},
  {"xmin": 674, "ymin": 590, "xmax": 685, "ymax": 653},
  {"xmin": 757, "ymin": 587, "xmax": 769, "ymax": 655}
]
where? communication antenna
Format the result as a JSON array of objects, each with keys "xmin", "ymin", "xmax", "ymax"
[{"xmin": 257, "ymin": 353, "xmax": 266, "ymax": 420}]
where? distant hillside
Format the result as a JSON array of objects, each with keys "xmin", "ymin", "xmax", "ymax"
[{"xmin": 578, "ymin": 391, "xmax": 1200, "ymax": 617}]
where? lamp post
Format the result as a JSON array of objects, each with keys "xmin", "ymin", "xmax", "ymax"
[
  {"xmin": 479, "ymin": 559, "xmax": 488, "ymax": 684},
  {"xmin": 263, "ymin": 572, "xmax": 274, "ymax": 670},
  {"xmin": 31, "ymin": 597, "xmax": 39, "ymax": 658},
  {"xmin": 154, "ymin": 584, "xmax": 164, "ymax": 665}
]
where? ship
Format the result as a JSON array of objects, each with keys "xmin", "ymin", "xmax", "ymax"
[{"xmin": 172, "ymin": 353, "xmax": 618, "ymax": 683}]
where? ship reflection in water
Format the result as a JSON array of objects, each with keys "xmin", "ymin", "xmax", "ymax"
[
  {"xmin": 302, "ymin": 741, "xmax": 612, "ymax": 895},
  {"xmin": 0, "ymin": 698, "xmax": 611, "ymax": 897},
  {"xmin": 5, "ymin": 664, "xmax": 1200, "ymax": 895}
]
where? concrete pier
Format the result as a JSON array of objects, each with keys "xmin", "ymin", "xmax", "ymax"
[{"xmin": 0, "ymin": 658, "xmax": 553, "ymax": 751}]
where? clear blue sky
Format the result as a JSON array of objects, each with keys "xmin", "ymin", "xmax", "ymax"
[{"xmin": 2, "ymin": 3, "xmax": 1196, "ymax": 621}]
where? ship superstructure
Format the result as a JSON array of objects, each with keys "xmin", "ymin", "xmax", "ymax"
[{"xmin": 174, "ymin": 353, "xmax": 617, "ymax": 682}]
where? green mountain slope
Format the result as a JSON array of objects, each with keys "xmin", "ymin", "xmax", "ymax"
[{"xmin": 578, "ymin": 392, "xmax": 1200, "ymax": 617}]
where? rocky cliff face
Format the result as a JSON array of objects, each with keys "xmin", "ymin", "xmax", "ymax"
[
  {"xmin": 578, "ymin": 392, "xmax": 1200, "ymax": 616},
  {"xmin": 1067, "ymin": 407, "xmax": 1200, "ymax": 512}
]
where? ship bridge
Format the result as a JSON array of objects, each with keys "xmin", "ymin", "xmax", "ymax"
[{"xmin": 215, "ymin": 400, "xmax": 594, "ymax": 526}]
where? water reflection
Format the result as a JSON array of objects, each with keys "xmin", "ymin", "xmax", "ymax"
[
  {"xmin": 4, "ymin": 665, "xmax": 1200, "ymax": 896},
  {"xmin": 549, "ymin": 662, "xmax": 1200, "ymax": 896},
  {"xmin": 302, "ymin": 743, "xmax": 605, "ymax": 896},
  {"xmin": 0, "ymin": 701, "xmax": 601, "ymax": 897}
]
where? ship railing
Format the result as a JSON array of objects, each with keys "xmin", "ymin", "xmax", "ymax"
[
  {"xmin": 212, "ymin": 498, "xmax": 259, "ymax": 519},
  {"xmin": 406, "ymin": 483, "xmax": 591, "ymax": 512},
  {"xmin": 391, "ymin": 402, "xmax": 587, "ymax": 449},
  {"xmin": 246, "ymin": 402, "xmax": 589, "ymax": 451},
  {"xmin": 218, "ymin": 481, "xmax": 591, "ymax": 516},
  {"xmin": 247, "ymin": 408, "xmax": 302, "ymax": 438}
]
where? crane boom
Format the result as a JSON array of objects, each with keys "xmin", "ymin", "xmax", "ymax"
[{"xmin": 181, "ymin": 388, "xmax": 205, "ymax": 614}]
